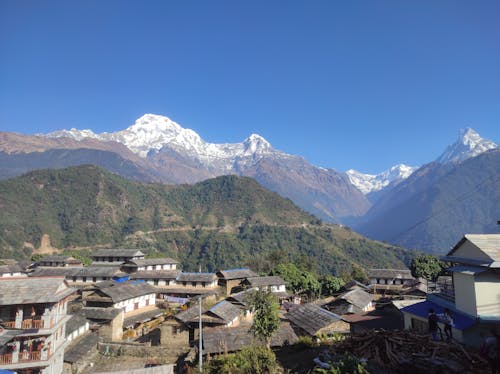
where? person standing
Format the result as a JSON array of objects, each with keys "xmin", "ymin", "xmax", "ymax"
[
  {"xmin": 440, "ymin": 308, "xmax": 453, "ymax": 342},
  {"xmin": 428, "ymin": 308, "xmax": 439, "ymax": 341}
]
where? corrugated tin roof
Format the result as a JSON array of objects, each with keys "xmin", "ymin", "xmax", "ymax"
[
  {"xmin": 0, "ymin": 277, "xmax": 76, "ymax": 305},
  {"xmin": 285, "ymin": 303, "xmax": 343, "ymax": 336}
]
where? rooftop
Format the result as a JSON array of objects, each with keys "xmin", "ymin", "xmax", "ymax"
[
  {"xmin": 245, "ymin": 276, "xmax": 285, "ymax": 287},
  {"xmin": 0, "ymin": 277, "xmax": 76, "ymax": 305},
  {"xmin": 93, "ymin": 282, "xmax": 158, "ymax": 303},
  {"xmin": 176, "ymin": 272, "xmax": 217, "ymax": 283},
  {"xmin": 285, "ymin": 303, "xmax": 344, "ymax": 336},
  {"xmin": 122, "ymin": 258, "xmax": 179, "ymax": 267},
  {"xmin": 92, "ymin": 249, "xmax": 145, "ymax": 258},
  {"xmin": 217, "ymin": 268, "xmax": 258, "ymax": 280},
  {"xmin": 367, "ymin": 269, "xmax": 413, "ymax": 279}
]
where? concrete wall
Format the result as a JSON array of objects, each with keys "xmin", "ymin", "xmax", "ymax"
[
  {"xmin": 454, "ymin": 272, "xmax": 477, "ymax": 316},
  {"xmin": 474, "ymin": 271, "xmax": 500, "ymax": 318}
]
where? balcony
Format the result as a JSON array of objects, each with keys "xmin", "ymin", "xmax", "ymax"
[
  {"xmin": 1, "ymin": 316, "xmax": 51, "ymax": 330},
  {"xmin": 0, "ymin": 350, "xmax": 49, "ymax": 367},
  {"xmin": 19, "ymin": 350, "xmax": 42, "ymax": 362},
  {"xmin": 0, "ymin": 353, "xmax": 13, "ymax": 365}
]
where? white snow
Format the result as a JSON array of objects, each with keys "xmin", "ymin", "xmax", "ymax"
[
  {"xmin": 436, "ymin": 128, "xmax": 497, "ymax": 164},
  {"xmin": 346, "ymin": 164, "xmax": 418, "ymax": 194}
]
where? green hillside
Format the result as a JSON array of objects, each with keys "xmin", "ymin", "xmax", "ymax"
[{"xmin": 0, "ymin": 165, "xmax": 415, "ymax": 274}]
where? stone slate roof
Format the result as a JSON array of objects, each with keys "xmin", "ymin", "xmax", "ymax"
[
  {"xmin": 176, "ymin": 300, "xmax": 242, "ymax": 324},
  {"xmin": 30, "ymin": 267, "xmax": 80, "ymax": 277},
  {"xmin": 73, "ymin": 266, "xmax": 126, "ymax": 278},
  {"xmin": 325, "ymin": 289, "xmax": 373, "ymax": 315},
  {"xmin": 95, "ymin": 282, "xmax": 158, "ymax": 303},
  {"xmin": 217, "ymin": 268, "xmax": 258, "ymax": 280},
  {"xmin": 64, "ymin": 332, "xmax": 99, "ymax": 363},
  {"xmin": 0, "ymin": 277, "xmax": 76, "ymax": 305},
  {"xmin": 130, "ymin": 270, "xmax": 180, "ymax": 280},
  {"xmin": 226, "ymin": 289, "xmax": 253, "ymax": 305},
  {"xmin": 285, "ymin": 303, "xmax": 344, "ymax": 336},
  {"xmin": 123, "ymin": 307, "xmax": 164, "ymax": 328},
  {"xmin": 202, "ymin": 323, "xmax": 299, "ymax": 355},
  {"xmin": 367, "ymin": 269, "xmax": 413, "ymax": 279},
  {"xmin": 445, "ymin": 234, "xmax": 500, "ymax": 265},
  {"xmin": 38, "ymin": 255, "xmax": 81, "ymax": 264},
  {"xmin": 78, "ymin": 307, "xmax": 122, "ymax": 321},
  {"xmin": 245, "ymin": 276, "xmax": 285, "ymax": 287},
  {"xmin": 176, "ymin": 272, "xmax": 217, "ymax": 283},
  {"xmin": 92, "ymin": 249, "xmax": 145, "ymax": 258},
  {"xmin": 122, "ymin": 258, "xmax": 179, "ymax": 267},
  {"xmin": 66, "ymin": 313, "xmax": 89, "ymax": 337},
  {"xmin": 0, "ymin": 263, "xmax": 24, "ymax": 274}
]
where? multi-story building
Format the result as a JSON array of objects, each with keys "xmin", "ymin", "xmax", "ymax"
[
  {"xmin": 91, "ymin": 249, "xmax": 145, "ymax": 264},
  {"xmin": 402, "ymin": 234, "xmax": 500, "ymax": 346},
  {"xmin": 0, "ymin": 277, "xmax": 76, "ymax": 374}
]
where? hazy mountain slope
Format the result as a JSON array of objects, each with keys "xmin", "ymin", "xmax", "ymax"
[
  {"xmin": 355, "ymin": 150, "xmax": 500, "ymax": 253},
  {"xmin": 0, "ymin": 165, "xmax": 413, "ymax": 274}
]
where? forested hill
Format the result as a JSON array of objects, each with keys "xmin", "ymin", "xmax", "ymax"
[{"xmin": 0, "ymin": 165, "xmax": 415, "ymax": 274}]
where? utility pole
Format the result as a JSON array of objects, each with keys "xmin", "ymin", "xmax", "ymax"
[{"xmin": 199, "ymin": 296, "xmax": 203, "ymax": 373}]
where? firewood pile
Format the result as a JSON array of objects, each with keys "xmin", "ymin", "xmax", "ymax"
[{"xmin": 332, "ymin": 330, "xmax": 488, "ymax": 373}]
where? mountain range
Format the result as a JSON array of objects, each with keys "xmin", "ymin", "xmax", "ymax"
[
  {"xmin": 0, "ymin": 114, "xmax": 498, "ymax": 253},
  {"xmin": 0, "ymin": 165, "xmax": 415, "ymax": 274}
]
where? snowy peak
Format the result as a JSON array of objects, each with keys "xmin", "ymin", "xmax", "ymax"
[
  {"xmin": 243, "ymin": 134, "xmax": 272, "ymax": 154},
  {"xmin": 346, "ymin": 164, "xmax": 418, "ymax": 194},
  {"xmin": 436, "ymin": 127, "xmax": 497, "ymax": 164},
  {"xmin": 46, "ymin": 128, "xmax": 100, "ymax": 141}
]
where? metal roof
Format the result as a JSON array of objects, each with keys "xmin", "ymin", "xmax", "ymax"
[
  {"xmin": 448, "ymin": 265, "xmax": 489, "ymax": 275},
  {"xmin": 446, "ymin": 234, "xmax": 500, "ymax": 265},
  {"xmin": 0, "ymin": 277, "xmax": 76, "ymax": 305},
  {"xmin": 401, "ymin": 300, "xmax": 476, "ymax": 330}
]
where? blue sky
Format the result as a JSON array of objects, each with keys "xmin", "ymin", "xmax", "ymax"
[{"xmin": 1, "ymin": 1, "xmax": 499, "ymax": 174}]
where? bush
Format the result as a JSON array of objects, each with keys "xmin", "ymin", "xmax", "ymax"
[{"xmin": 206, "ymin": 345, "xmax": 278, "ymax": 374}]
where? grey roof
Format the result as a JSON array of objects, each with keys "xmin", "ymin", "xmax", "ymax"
[
  {"xmin": 38, "ymin": 255, "xmax": 79, "ymax": 263},
  {"xmin": 202, "ymin": 323, "xmax": 299, "ymax": 355},
  {"xmin": 0, "ymin": 263, "xmax": 24, "ymax": 274},
  {"xmin": 245, "ymin": 276, "xmax": 285, "ymax": 287},
  {"xmin": 285, "ymin": 303, "xmax": 343, "ymax": 336},
  {"xmin": 94, "ymin": 365, "xmax": 174, "ymax": 374},
  {"xmin": 226, "ymin": 289, "xmax": 253, "ymax": 305},
  {"xmin": 176, "ymin": 272, "xmax": 218, "ymax": 283},
  {"xmin": 64, "ymin": 332, "xmax": 99, "ymax": 363},
  {"xmin": 123, "ymin": 307, "xmax": 164, "ymax": 328},
  {"xmin": 72, "ymin": 266, "xmax": 125, "ymax": 277},
  {"xmin": 66, "ymin": 313, "xmax": 90, "ymax": 336},
  {"xmin": 367, "ymin": 268, "xmax": 413, "ymax": 279},
  {"xmin": 95, "ymin": 282, "xmax": 158, "ymax": 303},
  {"xmin": 446, "ymin": 234, "xmax": 500, "ymax": 265},
  {"xmin": 130, "ymin": 270, "xmax": 180, "ymax": 280},
  {"xmin": 30, "ymin": 266, "xmax": 80, "ymax": 277},
  {"xmin": 0, "ymin": 277, "xmax": 76, "ymax": 305},
  {"xmin": 176, "ymin": 300, "xmax": 242, "ymax": 325},
  {"xmin": 326, "ymin": 289, "xmax": 373, "ymax": 315},
  {"xmin": 122, "ymin": 258, "xmax": 179, "ymax": 267},
  {"xmin": 78, "ymin": 307, "xmax": 123, "ymax": 321},
  {"xmin": 217, "ymin": 268, "xmax": 258, "ymax": 280},
  {"xmin": 92, "ymin": 249, "xmax": 145, "ymax": 258}
]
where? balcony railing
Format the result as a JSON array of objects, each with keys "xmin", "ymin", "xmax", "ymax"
[
  {"xmin": 19, "ymin": 350, "xmax": 42, "ymax": 362},
  {"xmin": 1, "ymin": 318, "xmax": 48, "ymax": 329},
  {"xmin": 0, "ymin": 353, "xmax": 13, "ymax": 365}
]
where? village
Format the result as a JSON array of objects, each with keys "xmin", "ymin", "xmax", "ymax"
[{"xmin": 0, "ymin": 233, "xmax": 498, "ymax": 374}]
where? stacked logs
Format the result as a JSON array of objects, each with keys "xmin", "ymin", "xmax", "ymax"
[{"xmin": 332, "ymin": 330, "xmax": 488, "ymax": 373}]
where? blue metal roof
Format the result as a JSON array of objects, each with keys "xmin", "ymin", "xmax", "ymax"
[{"xmin": 401, "ymin": 300, "xmax": 476, "ymax": 330}]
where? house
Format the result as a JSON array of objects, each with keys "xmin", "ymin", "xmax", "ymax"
[
  {"xmin": 323, "ymin": 288, "xmax": 373, "ymax": 315},
  {"xmin": 242, "ymin": 276, "xmax": 287, "ymax": 295},
  {"xmin": 83, "ymin": 281, "xmax": 157, "ymax": 312},
  {"xmin": 0, "ymin": 277, "xmax": 77, "ymax": 374},
  {"xmin": 202, "ymin": 323, "xmax": 298, "ymax": 355},
  {"xmin": 77, "ymin": 307, "xmax": 124, "ymax": 341},
  {"xmin": 29, "ymin": 265, "xmax": 128, "ymax": 285},
  {"xmin": 216, "ymin": 268, "xmax": 258, "ymax": 295},
  {"xmin": 121, "ymin": 258, "xmax": 179, "ymax": 273},
  {"xmin": 65, "ymin": 314, "xmax": 90, "ymax": 343},
  {"xmin": 36, "ymin": 255, "xmax": 83, "ymax": 267},
  {"xmin": 285, "ymin": 303, "xmax": 349, "ymax": 337},
  {"xmin": 155, "ymin": 272, "xmax": 219, "ymax": 303},
  {"xmin": 401, "ymin": 234, "xmax": 500, "ymax": 347},
  {"xmin": 367, "ymin": 268, "xmax": 415, "ymax": 293},
  {"xmin": 91, "ymin": 249, "xmax": 145, "ymax": 264},
  {"xmin": 130, "ymin": 269, "xmax": 180, "ymax": 286},
  {"xmin": 0, "ymin": 262, "xmax": 26, "ymax": 278}
]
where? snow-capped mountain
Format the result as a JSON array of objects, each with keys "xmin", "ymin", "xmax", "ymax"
[
  {"xmin": 436, "ymin": 128, "xmax": 497, "ymax": 164},
  {"xmin": 46, "ymin": 114, "xmax": 279, "ymax": 171},
  {"xmin": 346, "ymin": 164, "xmax": 418, "ymax": 195}
]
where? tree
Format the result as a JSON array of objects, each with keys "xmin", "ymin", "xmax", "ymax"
[
  {"xmin": 270, "ymin": 262, "xmax": 321, "ymax": 299},
  {"xmin": 245, "ymin": 289, "xmax": 280, "ymax": 349},
  {"xmin": 206, "ymin": 345, "xmax": 278, "ymax": 374},
  {"xmin": 320, "ymin": 275, "xmax": 345, "ymax": 296},
  {"xmin": 410, "ymin": 254, "xmax": 447, "ymax": 281}
]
